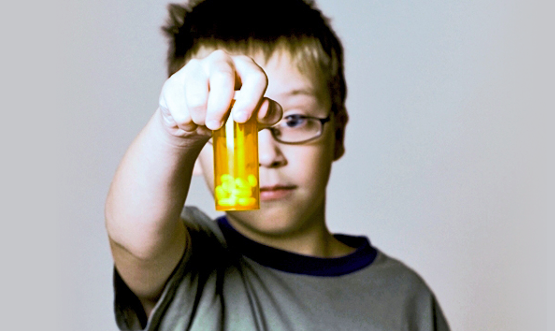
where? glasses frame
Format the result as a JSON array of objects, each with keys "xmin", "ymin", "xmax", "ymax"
[
  {"xmin": 207, "ymin": 113, "xmax": 332, "ymax": 145},
  {"xmin": 265, "ymin": 113, "xmax": 332, "ymax": 145}
]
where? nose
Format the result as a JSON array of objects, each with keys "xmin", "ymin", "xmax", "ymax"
[{"xmin": 258, "ymin": 129, "xmax": 286, "ymax": 168}]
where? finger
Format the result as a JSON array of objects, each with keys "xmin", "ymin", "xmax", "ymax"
[
  {"xmin": 256, "ymin": 97, "xmax": 283, "ymax": 129},
  {"xmin": 203, "ymin": 51, "xmax": 237, "ymax": 130},
  {"xmin": 229, "ymin": 55, "xmax": 268, "ymax": 123},
  {"xmin": 183, "ymin": 58, "xmax": 209, "ymax": 127},
  {"xmin": 159, "ymin": 70, "xmax": 197, "ymax": 132}
]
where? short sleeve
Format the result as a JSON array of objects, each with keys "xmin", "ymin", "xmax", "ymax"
[
  {"xmin": 432, "ymin": 294, "xmax": 450, "ymax": 331},
  {"xmin": 112, "ymin": 207, "xmax": 228, "ymax": 330},
  {"xmin": 113, "ymin": 266, "xmax": 147, "ymax": 330}
]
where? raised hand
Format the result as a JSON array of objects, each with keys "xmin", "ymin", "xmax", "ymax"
[{"xmin": 158, "ymin": 50, "xmax": 282, "ymax": 140}]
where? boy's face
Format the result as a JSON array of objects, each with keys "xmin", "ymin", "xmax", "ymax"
[{"xmin": 196, "ymin": 50, "xmax": 342, "ymax": 240}]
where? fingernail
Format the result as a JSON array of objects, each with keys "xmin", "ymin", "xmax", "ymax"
[
  {"xmin": 234, "ymin": 111, "xmax": 248, "ymax": 123},
  {"xmin": 206, "ymin": 120, "xmax": 221, "ymax": 130}
]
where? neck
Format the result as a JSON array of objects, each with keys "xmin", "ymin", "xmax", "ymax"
[{"xmin": 226, "ymin": 205, "xmax": 355, "ymax": 258}]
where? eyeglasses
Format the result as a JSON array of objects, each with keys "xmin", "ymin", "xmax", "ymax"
[
  {"xmin": 263, "ymin": 113, "xmax": 331, "ymax": 144},
  {"xmin": 208, "ymin": 113, "xmax": 331, "ymax": 145}
]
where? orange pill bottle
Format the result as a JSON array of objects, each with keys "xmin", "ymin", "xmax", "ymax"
[{"xmin": 212, "ymin": 100, "xmax": 260, "ymax": 211}]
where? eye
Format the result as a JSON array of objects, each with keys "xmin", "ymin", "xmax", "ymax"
[{"xmin": 282, "ymin": 115, "xmax": 308, "ymax": 129}]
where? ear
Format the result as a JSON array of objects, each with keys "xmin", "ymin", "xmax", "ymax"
[
  {"xmin": 192, "ymin": 158, "xmax": 204, "ymax": 176},
  {"xmin": 333, "ymin": 107, "xmax": 348, "ymax": 161}
]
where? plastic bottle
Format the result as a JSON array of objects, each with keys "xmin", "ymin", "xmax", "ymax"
[{"xmin": 212, "ymin": 99, "xmax": 260, "ymax": 210}]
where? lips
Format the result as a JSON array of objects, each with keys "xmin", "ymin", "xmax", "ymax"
[{"xmin": 259, "ymin": 185, "xmax": 296, "ymax": 201}]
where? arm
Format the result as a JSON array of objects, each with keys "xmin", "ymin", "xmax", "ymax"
[
  {"xmin": 105, "ymin": 107, "xmax": 203, "ymax": 315},
  {"xmin": 105, "ymin": 50, "xmax": 281, "ymax": 316}
]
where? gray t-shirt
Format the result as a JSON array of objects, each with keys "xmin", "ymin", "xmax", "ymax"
[{"xmin": 114, "ymin": 207, "xmax": 450, "ymax": 330}]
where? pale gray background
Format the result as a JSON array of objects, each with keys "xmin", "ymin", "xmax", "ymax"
[{"xmin": 2, "ymin": 0, "xmax": 552, "ymax": 330}]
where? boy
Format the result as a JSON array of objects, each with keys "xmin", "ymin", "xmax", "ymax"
[{"xmin": 105, "ymin": 0, "xmax": 450, "ymax": 330}]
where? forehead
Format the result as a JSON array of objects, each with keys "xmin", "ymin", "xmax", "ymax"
[{"xmin": 257, "ymin": 52, "xmax": 323, "ymax": 101}]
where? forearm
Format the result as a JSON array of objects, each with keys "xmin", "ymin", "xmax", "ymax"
[{"xmin": 105, "ymin": 107, "xmax": 207, "ymax": 260}]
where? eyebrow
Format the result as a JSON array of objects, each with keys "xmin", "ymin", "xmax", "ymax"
[
  {"xmin": 290, "ymin": 88, "xmax": 315, "ymax": 95},
  {"xmin": 279, "ymin": 88, "xmax": 317, "ymax": 98}
]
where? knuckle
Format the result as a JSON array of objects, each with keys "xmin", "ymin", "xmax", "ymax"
[
  {"xmin": 180, "ymin": 59, "xmax": 202, "ymax": 79},
  {"xmin": 210, "ymin": 49, "xmax": 229, "ymax": 59},
  {"xmin": 185, "ymin": 58, "xmax": 201, "ymax": 69},
  {"xmin": 211, "ymin": 69, "xmax": 234, "ymax": 83},
  {"xmin": 234, "ymin": 54, "xmax": 253, "ymax": 63},
  {"xmin": 160, "ymin": 77, "xmax": 175, "ymax": 97}
]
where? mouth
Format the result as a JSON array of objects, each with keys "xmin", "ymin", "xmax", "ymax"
[{"xmin": 259, "ymin": 185, "xmax": 296, "ymax": 201}]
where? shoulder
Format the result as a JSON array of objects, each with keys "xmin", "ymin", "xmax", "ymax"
[
  {"xmin": 181, "ymin": 206, "xmax": 226, "ymax": 244},
  {"xmin": 180, "ymin": 206, "xmax": 231, "ymax": 259},
  {"xmin": 364, "ymin": 251, "xmax": 450, "ymax": 329},
  {"xmin": 181, "ymin": 206, "xmax": 221, "ymax": 235},
  {"xmin": 367, "ymin": 250, "xmax": 435, "ymax": 296},
  {"xmin": 181, "ymin": 206, "xmax": 221, "ymax": 233}
]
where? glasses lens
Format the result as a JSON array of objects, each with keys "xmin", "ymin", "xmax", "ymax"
[{"xmin": 272, "ymin": 116, "xmax": 322, "ymax": 143}]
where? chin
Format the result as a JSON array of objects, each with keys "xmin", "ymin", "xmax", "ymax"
[{"xmin": 227, "ymin": 208, "xmax": 303, "ymax": 238}]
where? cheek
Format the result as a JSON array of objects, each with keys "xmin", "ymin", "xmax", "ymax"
[
  {"xmin": 289, "ymin": 146, "xmax": 334, "ymax": 188},
  {"xmin": 308, "ymin": 134, "xmax": 337, "ymax": 188}
]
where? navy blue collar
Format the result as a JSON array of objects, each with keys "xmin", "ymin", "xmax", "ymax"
[{"xmin": 217, "ymin": 217, "xmax": 377, "ymax": 277}]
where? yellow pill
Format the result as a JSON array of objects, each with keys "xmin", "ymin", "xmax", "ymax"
[
  {"xmin": 238, "ymin": 197, "xmax": 256, "ymax": 206},
  {"xmin": 247, "ymin": 174, "xmax": 257, "ymax": 187},
  {"xmin": 221, "ymin": 180, "xmax": 235, "ymax": 192},
  {"xmin": 215, "ymin": 185, "xmax": 228, "ymax": 200},
  {"xmin": 232, "ymin": 188, "xmax": 252, "ymax": 198},
  {"xmin": 218, "ymin": 197, "xmax": 237, "ymax": 206},
  {"xmin": 221, "ymin": 174, "xmax": 234, "ymax": 185},
  {"xmin": 234, "ymin": 177, "xmax": 249, "ymax": 190},
  {"xmin": 221, "ymin": 174, "xmax": 233, "ymax": 182}
]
